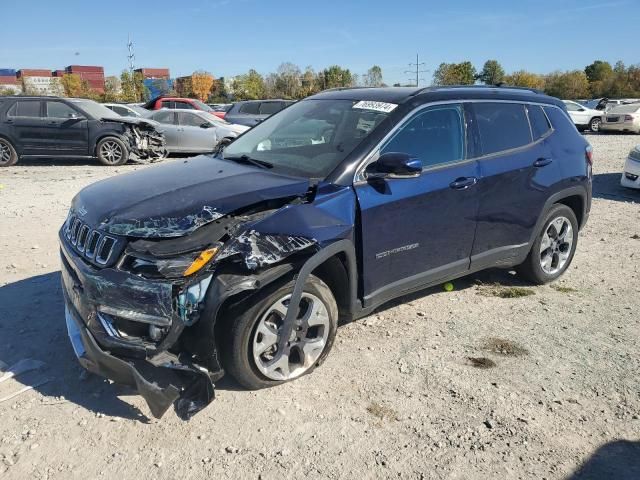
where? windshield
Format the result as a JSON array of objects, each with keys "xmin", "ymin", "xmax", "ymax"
[
  {"xmin": 71, "ymin": 100, "xmax": 120, "ymax": 119},
  {"xmin": 223, "ymin": 99, "xmax": 392, "ymax": 178}
]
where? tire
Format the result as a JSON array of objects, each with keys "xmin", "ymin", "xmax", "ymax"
[
  {"xmin": 0, "ymin": 137, "xmax": 18, "ymax": 167},
  {"xmin": 516, "ymin": 204, "xmax": 579, "ymax": 285},
  {"xmin": 589, "ymin": 117, "xmax": 601, "ymax": 133},
  {"xmin": 220, "ymin": 274, "xmax": 338, "ymax": 390},
  {"xmin": 96, "ymin": 137, "xmax": 129, "ymax": 166}
]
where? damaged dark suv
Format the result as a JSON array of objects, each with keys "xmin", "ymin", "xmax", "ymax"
[
  {"xmin": 0, "ymin": 96, "xmax": 165, "ymax": 166},
  {"xmin": 60, "ymin": 86, "xmax": 592, "ymax": 418}
]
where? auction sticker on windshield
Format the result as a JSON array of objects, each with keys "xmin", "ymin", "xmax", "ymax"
[{"xmin": 353, "ymin": 101, "xmax": 398, "ymax": 113}]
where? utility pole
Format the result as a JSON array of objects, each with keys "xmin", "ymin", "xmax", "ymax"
[
  {"xmin": 127, "ymin": 34, "xmax": 135, "ymax": 73},
  {"xmin": 405, "ymin": 53, "xmax": 428, "ymax": 87}
]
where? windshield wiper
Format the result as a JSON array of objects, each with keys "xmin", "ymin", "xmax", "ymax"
[{"xmin": 224, "ymin": 155, "xmax": 273, "ymax": 169}]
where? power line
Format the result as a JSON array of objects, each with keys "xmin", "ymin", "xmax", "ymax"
[{"xmin": 404, "ymin": 53, "xmax": 429, "ymax": 87}]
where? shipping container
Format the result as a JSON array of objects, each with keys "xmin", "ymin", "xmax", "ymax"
[
  {"xmin": 0, "ymin": 68, "xmax": 16, "ymax": 76},
  {"xmin": 0, "ymin": 75, "xmax": 19, "ymax": 85},
  {"xmin": 18, "ymin": 69, "xmax": 52, "ymax": 78},
  {"xmin": 135, "ymin": 68, "xmax": 171, "ymax": 79}
]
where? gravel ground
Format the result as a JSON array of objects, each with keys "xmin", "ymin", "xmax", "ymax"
[{"xmin": 0, "ymin": 135, "xmax": 639, "ymax": 480}]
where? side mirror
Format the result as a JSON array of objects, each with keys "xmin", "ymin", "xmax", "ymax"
[
  {"xmin": 200, "ymin": 122, "xmax": 212, "ymax": 129},
  {"xmin": 367, "ymin": 152, "xmax": 422, "ymax": 180}
]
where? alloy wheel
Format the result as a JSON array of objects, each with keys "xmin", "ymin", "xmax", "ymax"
[
  {"xmin": 0, "ymin": 140, "xmax": 12, "ymax": 165},
  {"xmin": 252, "ymin": 292, "xmax": 330, "ymax": 381},
  {"xmin": 100, "ymin": 140, "xmax": 123, "ymax": 165},
  {"xmin": 590, "ymin": 118, "xmax": 601, "ymax": 132},
  {"xmin": 539, "ymin": 216, "xmax": 574, "ymax": 275}
]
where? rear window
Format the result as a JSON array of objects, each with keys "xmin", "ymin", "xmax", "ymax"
[
  {"xmin": 9, "ymin": 100, "xmax": 40, "ymax": 117},
  {"xmin": 527, "ymin": 105, "xmax": 552, "ymax": 140},
  {"xmin": 239, "ymin": 102, "xmax": 260, "ymax": 114},
  {"xmin": 474, "ymin": 103, "xmax": 532, "ymax": 156},
  {"xmin": 259, "ymin": 102, "xmax": 284, "ymax": 115}
]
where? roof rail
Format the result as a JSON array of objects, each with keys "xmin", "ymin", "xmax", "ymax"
[{"xmin": 411, "ymin": 85, "xmax": 545, "ymax": 96}]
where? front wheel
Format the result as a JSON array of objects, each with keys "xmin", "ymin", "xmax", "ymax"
[
  {"xmin": 220, "ymin": 274, "xmax": 338, "ymax": 390},
  {"xmin": 96, "ymin": 137, "xmax": 129, "ymax": 166},
  {"xmin": 516, "ymin": 204, "xmax": 579, "ymax": 285},
  {"xmin": 589, "ymin": 117, "xmax": 601, "ymax": 132}
]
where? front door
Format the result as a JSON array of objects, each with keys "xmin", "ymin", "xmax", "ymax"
[
  {"xmin": 354, "ymin": 103, "xmax": 479, "ymax": 305},
  {"xmin": 42, "ymin": 101, "xmax": 89, "ymax": 155},
  {"xmin": 177, "ymin": 112, "xmax": 213, "ymax": 152}
]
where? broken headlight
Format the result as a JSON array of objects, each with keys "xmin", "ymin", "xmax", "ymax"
[{"xmin": 120, "ymin": 246, "xmax": 220, "ymax": 279}]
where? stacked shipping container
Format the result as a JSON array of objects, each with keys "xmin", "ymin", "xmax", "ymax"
[{"xmin": 65, "ymin": 65, "xmax": 105, "ymax": 93}]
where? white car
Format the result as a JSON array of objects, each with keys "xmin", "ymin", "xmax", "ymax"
[
  {"xmin": 600, "ymin": 103, "xmax": 640, "ymax": 134},
  {"xmin": 103, "ymin": 103, "xmax": 148, "ymax": 118},
  {"xmin": 621, "ymin": 145, "xmax": 640, "ymax": 189},
  {"xmin": 563, "ymin": 100, "xmax": 603, "ymax": 132}
]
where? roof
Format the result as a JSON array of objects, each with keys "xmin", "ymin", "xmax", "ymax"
[{"xmin": 309, "ymin": 86, "xmax": 564, "ymax": 108}]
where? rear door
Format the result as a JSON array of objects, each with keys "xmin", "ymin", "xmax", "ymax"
[
  {"xmin": 5, "ymin": 99, "xmax": 45, "ymax": 155},
  {"xmin": 177, "ymin": 112, "xmax": 215, "ymax": 152},
  {"xmin": 42, "ymin": 100, "xmax": 89, "ymax": 155},
  {"xmin": 355, "ymin": 103, "xmax": 479, "ymax": 303},
  {"xmin": 150, "ymin": 110, "xmax": 179, "ymax": 150},
  {"xmin": 469, "ymin": 102, "xmax": 559, "ymax": 270}
]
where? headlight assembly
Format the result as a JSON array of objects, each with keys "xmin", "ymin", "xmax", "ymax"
[{"xmin": 120, "ymin": 245, "xmax": 220, "ymax": 279}]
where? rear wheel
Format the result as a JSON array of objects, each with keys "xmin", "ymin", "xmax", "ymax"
[
  {"xmin": 220, "ymin": 274, "xmax": 338, "ymax": 390},
  {"xmin": 96, "ymin": 137, "xmax": 129, "ymax": 166},
  {"xmin": 0, "ymin": 138, "xmax": 18, "ymax": 167},
  {"xmin": 589, "ymin": 117, "xmax": 601, "ymax": 132},
  {"xmin": 516, "ymin": 204, "xmax": 579, "ymax": 284}
]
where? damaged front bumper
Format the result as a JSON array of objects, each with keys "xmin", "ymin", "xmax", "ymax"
[{"xmin": 59, "ymin": 234, "xmax": 216, "ymax": 419}]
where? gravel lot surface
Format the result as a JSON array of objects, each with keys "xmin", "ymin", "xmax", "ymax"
[{"xmin": 0, "ymin": 135, "xmax": 639, "ymax": 480}]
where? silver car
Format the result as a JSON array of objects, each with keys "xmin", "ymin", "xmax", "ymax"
[{"xmin": 147, "ymin": 109, "xmax": 249, "ymax": 154}]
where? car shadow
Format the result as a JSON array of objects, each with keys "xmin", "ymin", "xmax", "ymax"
[
  {"xmin": 593, "ymin": 172, "xmax": 639, "ymax": 202},
  {"xmin": 566, "ymin": 440, "xmax": 640, "ymax": 480},
  {"xmin": 0, "ymin": 272, "xmax": 151, "ymax": 422}
]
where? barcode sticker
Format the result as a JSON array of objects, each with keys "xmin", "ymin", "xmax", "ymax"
[{"xmin": 353, "ymin": 101, "xmax": 398, "ymax": 113}]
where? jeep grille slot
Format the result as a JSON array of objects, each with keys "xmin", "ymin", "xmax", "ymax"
[{"xmin": 64, "ymin": 214, "xmax": 122, "ymax": 267}]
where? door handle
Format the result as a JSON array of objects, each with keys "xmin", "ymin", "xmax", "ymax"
[
  {"xmin": 449, "ymin": 177, "xmax": 478, "ymax": 190},
  {"xmin": 533, "ymin": 157, "xmax": 553, "ymax": 167},
  {"xmin": 48, "ymin": 121, "xmax": 59, "ymax": 125}
]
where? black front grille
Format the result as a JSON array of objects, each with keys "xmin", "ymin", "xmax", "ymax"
[{"xmin": 64, "ymin": 215, "xmax": 124, "ymax": 267}]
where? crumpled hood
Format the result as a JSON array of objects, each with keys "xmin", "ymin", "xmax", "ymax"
[{"xmin": 71, "ymin": 155, "xmax": 310, "ymax": 238}]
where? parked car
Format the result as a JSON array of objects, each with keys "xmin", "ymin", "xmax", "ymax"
[
  {"xmin": 224, "ymin": 99, "xmax": 295, "ymax": 126},
  {"xmin": 563, "ymin": 100, "xmax": 603, "ymax": 132},
  {"xmin": 621, "ymin": 145, "xmax": 640, "ymax": 189},
  {"xmin": 600, "ymin": 104, "xmax": 640, "ymax": 134},
  {"xmin": 146, "ymin": 109, "xmax": 248, "ymax": 154},
  {"xmin": 103, "ymin": 103, "xmax": 149, "ymax": 118},
  {"xmin": 60, "ymin": 86, "xmax": 592, "ymax": 418},
  {"xmin": 0, "ymin": 96, "xmax": 165, "ymax": 167},
  {"xmin": 143, "ymin": 96, "xmax": 219, "ymax": 116},
  {"xmin": 207, "ymin": 103, "xmax": 232, "ymax": 119}
]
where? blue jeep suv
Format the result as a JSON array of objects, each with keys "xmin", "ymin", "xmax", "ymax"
[{"xmin": 59, "ymin": 86, "xmax": 592, "ymax": 418}]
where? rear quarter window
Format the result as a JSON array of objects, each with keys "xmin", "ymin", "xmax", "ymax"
[
  {"xmin": 527, "ymin": 105, "xmax": 552, "ymax": 140},
  {"xmin": 543, "ymin": 106, "xmax": 579, "ymax": 136},
  {"xmin": 474, "ymin": 103, "xmax": 532, "ymax": 156}
]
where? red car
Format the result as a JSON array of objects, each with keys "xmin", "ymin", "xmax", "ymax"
[{"xmin": 143, "ymin": 97, "xmax": 221, "ymax": 118}]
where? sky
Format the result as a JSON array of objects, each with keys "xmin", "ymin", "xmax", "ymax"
[{"xmin": 1, "ymin": 0, "xmax": 638, "ymax": 86}]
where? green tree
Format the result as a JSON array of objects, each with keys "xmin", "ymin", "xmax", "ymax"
[
  {"xmin": 102, "ymin": 76, "xmax": 121, "ymax": 102},
  {"xmin": 363, "ymin": 65, "xmax": 383, "ymax": 87},
  {"xmin": 432, "ymin": 62, "xmax": 476, "ymax": 85},
  {"xmin": 322, "ymin": 65, "xmax": 353, "ymax": 89},
  {"xmin": 60, "ymin": 73, "xmax": 83, "ymax": 97},
  {"xmin": 585, "ymin": 60, "xmax": 613, "ymax": 83},
  {"xmin": 503, "ymin": 70, "xmax": 546, "ymax": 90},
  {"xmin": 274, "ymin": 62, "xmax": 302, "ymax": 99},
  {"xmin": 477, "ymin": 60, "xmax": 505, "ymax": 85},
  {"xmin": 232, "ymin": 69, "xmax": 266, "ymax": 100},
  {"xmin": 300, "ymin": 66, "xmax": 319, "ymax": 98},
  {"xmin": 544, "ymin": 70, "xmax": 590, "ymax": 99}
]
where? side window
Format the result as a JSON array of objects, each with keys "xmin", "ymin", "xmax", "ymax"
[
  {"xmin": 544, "ymin": 106, "xmax": 578, "ymax": 135},
  {"xmin": 9, "ymin": 101, "xmax": 41, "ymax": 118},
  {"xmin": 46, "ymin": 101, "xmax": 79, "ymax": 119},
  {"xmin": 474, "ymin": 103, "xmax": 532, "ymax": 156},
  {"xmin": 152, "ymin": 110, "xmax": 175, "ymax": 124},
  {"xmin": 178, "ymin": 112, "xmax": 205, "ymax": 127},
  {"xmin": 175, "ymin": 101, "xmax": 194, "ymax": 109},
  {"xmin": 564, "ymin": 102, "xmax": 581, "ymax": 112},
  {"xmin": 160, "ymin": 100, "xmax": 175, "ymax": 109},
  {"xmin": 239, "ymin": 102, "xmax": 260, "ymax": 114},
  {"xmin": 527, "ymin": 105, "xmax": 552, "ymax": 140},
  {"xmin": 259, "ymin": 102, "xmax": 283, "ymax": 115},
  {"xmin": 381, "ymin": 104, "xmax": 465, "ymax": 168},
  {"xmin": 111, "ymin": 106, "xmax": 130, "ymax": 116}
]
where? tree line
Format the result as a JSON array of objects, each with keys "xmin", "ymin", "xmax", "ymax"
[{"xmin": 433, "ymin": 59, "xmax": 640, "ymax": 99}]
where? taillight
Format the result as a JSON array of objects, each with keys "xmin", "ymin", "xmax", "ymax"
[
  {"xmin": 624, "ymin": 115, "xmax": 634, "ymax": 122},
  {"xmin": 585, "ymin": 145, "xmax": 593, "ymax": 166}
]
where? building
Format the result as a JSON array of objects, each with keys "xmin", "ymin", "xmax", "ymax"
[
  {"xmin": 17, "ymin": 69, "xmax": 61, "ymax": 96},
  {"xmin": 65, "ymin": 65, "xmax": 105, "ymax": 94},
  {"xmin": 0, "ymin": 74, "xmax": 21, "ymax": 94},
  {"xmin": 135, "ymin": 68, "xmax": 171, "ymax": 80}
]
